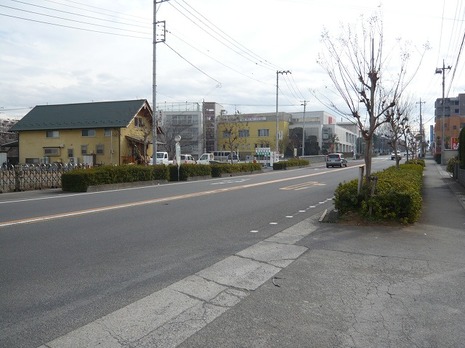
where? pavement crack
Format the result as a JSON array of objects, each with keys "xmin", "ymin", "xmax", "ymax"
[{"xmin": 233, "ymin": 252, "xmax": 286, "ymax": 268}]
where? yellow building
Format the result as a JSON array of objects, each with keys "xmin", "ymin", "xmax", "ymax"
[
  {"xmin": 10, "ymin": 99, "xmax": 155, "ymax": 165},
  {"xmin": 217, "ymin": 112, "xmax": 291, "ymax": 159}
]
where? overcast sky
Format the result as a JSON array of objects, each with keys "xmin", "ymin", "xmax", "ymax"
[{"xmin": 1, "ymin": 0, "xmax": 464, "ymax": 137}]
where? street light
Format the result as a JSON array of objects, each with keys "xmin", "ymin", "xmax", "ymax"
[
  {"xmin": 275, "ymin": 70, "xmax": 291, "ymax": 159},
  {"xmin": 435, "ymin": 60, "xmax": 451, "ymax": 164}
]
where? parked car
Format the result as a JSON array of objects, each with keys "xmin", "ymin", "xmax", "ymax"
[
  {"xmin": 391, "ymin": 152, "xmax": 402, "ymax": 160},
  {"xmin": 326, "ymin": 153, "xmax": 348, "ymax": 168},
  {"xmin": 149, "ymin": 151, "xmax": 170, "ymax": 165},
  {"xmin": 197, "ymin": 153, "xmax": 214, "ymax": 165},
  {"xmin": 173, "ymin": 154, "xmax": 196, "ymax": 165}
]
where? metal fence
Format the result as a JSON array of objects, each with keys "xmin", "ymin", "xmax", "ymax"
[{"xmin": 0, "ymin": 163, "xmax": 87, "ymax": 193}]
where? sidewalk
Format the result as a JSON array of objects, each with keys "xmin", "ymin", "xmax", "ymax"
[
  {"xmin": 38, "ymin": 159, "xmax": 465, "ymax": 348},
  {"xmin": 179, "ymin": 159, "xmax": 465, "ymax": 348}
]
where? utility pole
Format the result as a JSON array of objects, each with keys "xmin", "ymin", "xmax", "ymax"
[
  {"xmin": 417, "ymin": 98, "xmax": 425, "ymax": 158},
  {"xmin": 275, "ymin": 70, "xmax": 291, "ymax": 158},
  {"xmin": 301, "ymin": 100, "xmax": 308, "ymax": 156},
  {"xmin": 435, "ymin": 60, "xmax": 451, "ymax": 164},
  {"xmin": 152, "ymin": 1, "xmax": 168, "ymax": 164}
]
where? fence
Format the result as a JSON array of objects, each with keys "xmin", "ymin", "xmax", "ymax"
[{"xmin": 0, "ymin": 163, "xmax": 88, "ymax": 193}]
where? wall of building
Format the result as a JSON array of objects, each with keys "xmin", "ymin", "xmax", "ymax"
[
  {"xmin": 434, "ymin": 115, "xmax": 465, "ymax": 150},
  {"xmin": 217, "ymin": 113, "xmax": 290, "ymax": 159}
]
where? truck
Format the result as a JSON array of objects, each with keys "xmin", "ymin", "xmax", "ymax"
[{"xmin": 150, "ymin": 151, "xmax": 171, "ymax": 165}]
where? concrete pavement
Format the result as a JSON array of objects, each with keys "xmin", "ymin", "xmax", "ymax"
[
  {"xmin": 179, "ymin": 159, "xmax": 465, "ymax": 348},
  {"xmin": 40, "ymin": 159, "xmax": 465, "ymax": 348}
]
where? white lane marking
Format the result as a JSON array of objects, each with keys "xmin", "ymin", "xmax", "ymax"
[
  {"xmin": 1, "ymin": 171, "xmax": 336, "ymax": 227},
  {"xmin": 39, "ymin": 218, "xmax": 318, "ymax": 348}
]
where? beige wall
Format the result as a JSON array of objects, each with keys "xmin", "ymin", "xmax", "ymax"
[
  {"xmin": 18, "ymin": 113, "xmax": 153, "ymax": 165},
  {"xmin": 217, "ymin": 119, "xmax": 289, "ymax": 157}
]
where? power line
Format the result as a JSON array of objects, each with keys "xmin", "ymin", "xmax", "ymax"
[
  {"xmin": 163, "ymin": 42, "xmax": 222, "ymax": 87},
  {"xmin": 168, "ymin": 1, "xmax": 277, "ymax": 71},
  {"xmin": 42, "ymin": 0, "xmax": 149, "ymax": 22},
  {"xmin": 0, "ymin": 12, "xmax": 151, "ymax": 39},
  {"xmin": 10, "ymin": 0, "xmax": 150, "ymax": 29},
  {"xmin": 1, "ymin": 3, "xmax": 151, "ymax": 35}
]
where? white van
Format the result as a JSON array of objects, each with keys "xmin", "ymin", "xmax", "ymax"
[
  {"xmin": 197, "ymin": 153, "xmax": 214, "ymax": 165},
  {"xmin": 173, "ymin": 154, "xmax": 196, "ymax": 165},
  {"xmin": 149, "ymin": 151, "xmax": 170, "ymax": 165}
]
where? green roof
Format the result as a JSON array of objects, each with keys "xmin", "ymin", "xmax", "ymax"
[{"xmin": 10, "ymin": 99, "xmax": 151, "ymax": 131}]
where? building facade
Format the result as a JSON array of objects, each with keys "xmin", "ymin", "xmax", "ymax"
[
  {"xmin": 434, "ymin": 93, "xmax": 465, "ymax": 151},
  {"xmin": 10, "ymin": 99, "xmax": 154, "ymax": 165},
  {"xmin": 217, "ymin": 112, "xmax": 291, "ymax": 160}
]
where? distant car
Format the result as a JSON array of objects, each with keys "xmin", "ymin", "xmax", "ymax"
[
  {"xmin": 391, "ymin": 152, "xmax": 402, "ymax": 160},
  {"xmin": 173, "ymin": 154, "xmax": 196, "ymax": 165},
  {"xmin": 326, "ymin": 153, "xmax": 348, "ymax": 168}
]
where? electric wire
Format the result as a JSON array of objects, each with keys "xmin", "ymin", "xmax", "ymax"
[
  {"xmin": 168, "ymin": 1, "xmax": 277, "ymax": 72},
  {"xmin": 163, "ymin": 42, "xmax": 222, "ymax": 87},
  {"xmin": 1, "ymin": 4, "xmax": 151, "ymax": 35},
  {"xmin": 42, "ymin": 0, "xmax": 149, "ymax": 22},
  {"xmin": 177, "ymin": 0, "xmax": 278, "ymax": 71},
  {"xmin": 10, "ymin": 0, "xmax": 150, "ymax": 29},
  {"xmin": 0, "ymin": 12, "xmax": 151, "ymax": 39}
]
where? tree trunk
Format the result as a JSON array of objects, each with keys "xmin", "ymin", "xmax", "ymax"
[{"xmin": 364, "ymin": 137, "xmax": 373, "ymax": 180}]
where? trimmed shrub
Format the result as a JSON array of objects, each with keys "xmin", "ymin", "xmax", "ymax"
[
  {"xmin": 211, "ymin": 162, "xmax": 262, "ymax": 177},
  {"xmin": 62, "ymin": 165, "xmax": 169, "ymax": 192},
  {"xmin": 334, "ymin": 163, "xmax": 424, "ymax": 223},
  {"xmin": 168, "ymin": 164, "xmax": 212, "ymax": 181},
  {"xmin": 446, "ymin": 157, "xmax": 459, "ymax": 174},
  {"xmin": 273, "ymin": 158, "xmax": 310, "ymax": 170}
]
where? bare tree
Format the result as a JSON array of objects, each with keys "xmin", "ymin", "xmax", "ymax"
[
  {"xmin": 385, "ymin": 99, "xmax": 413, "ymax": 168},
  {"xmin": 318, "ymin": 14, "xmax": 426, "ymax": 179},
  {"xmin": 217, "ymin": 113, "xmax": 248, "ymax": 163}
]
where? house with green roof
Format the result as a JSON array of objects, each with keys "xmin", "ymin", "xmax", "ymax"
[{"xmin": 10, "ymin": 99, "xmax": 155, "ymax": 165}]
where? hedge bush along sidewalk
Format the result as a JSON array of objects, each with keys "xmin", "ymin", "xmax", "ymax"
[
  {"xmin": 334, "ymin": 161, "xmax": 424, "ymax": 224},
  {"xmin": 61, "ymin": 163, "xmax": 263, "ymax": 192}
]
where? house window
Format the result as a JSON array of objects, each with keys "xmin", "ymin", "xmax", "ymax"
[
  {"xmin": 43, "ymin": 147, "xmax": 60, "ymax": 156},
  {"xmin": 82, "ymin": 129, "xmax": 96, "ymax": 137},
  {"xmin": 239, "ymin": 129, "xmax": 249, "ymax": 138},
  {"xmin": 223, "ymin": 131, "xmax": 231, "ymax": 138},
  {"xmin": 134, "ymin": 117, "xmax": 145, "ymax": 128},
  {"xmin": 258, "ymin": 129, "xmax": 269, "ymax": 137},
  {"xmin": 96, "ymin": 144, "xmax": 104, "ymax": 155},
  {"xmin": 46, "ymin": 130, "xmax": 59, "ymax": 138},
  {"xmin": 104, "ymin": 128, "xmax": 112, "ymax": 137},
  {"xmin": 68, "ymin": 148, "xmax": 74, "ymax": 157},
  {"xmin": 81, "ymin": 145, "xmax": 88, "ymax": 155}
]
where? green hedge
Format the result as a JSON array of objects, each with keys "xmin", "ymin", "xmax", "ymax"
[
  {"xmin": 273, "ymin": 158, "xmax": 310, "ymax": 170},
  {"xmin": 62, "ymin": 163, "xmax": 262, "ymax": 191},
  {"xmin": 62, "ymin": 165, "xmax": 169, "ymax": 192},
  {"xmin": 210, "ymin": 162, "xmax": 262, "ymax": 177},
  {"xmin": 334, "ymin": 163, "xmax": 424, "ymax": 223},
  {"xmin": 168, "ymin": 163, "xmax": 212, "ymax": 181}
]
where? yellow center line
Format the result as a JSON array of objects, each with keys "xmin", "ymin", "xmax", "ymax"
[{"xmin": 0, "ymin": 168, "xmax": 344, "ymax": 227}]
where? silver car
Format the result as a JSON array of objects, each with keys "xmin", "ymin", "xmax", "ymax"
[{"xmin": 326, "ymin": 153, "xmax": 348, "ymax": 168}]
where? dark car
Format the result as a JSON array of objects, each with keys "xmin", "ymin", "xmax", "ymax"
[{"xmin": 326, "ymin": 153, "xmax": 348, "ymax": 168}]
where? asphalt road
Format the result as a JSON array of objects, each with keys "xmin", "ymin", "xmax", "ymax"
[{"xmin": 0, "ymin": 157, "xmax": 393, "ymax": 348}]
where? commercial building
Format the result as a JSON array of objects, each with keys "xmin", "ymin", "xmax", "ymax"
[{"xmin": 434, "ymin": 93, "xmax": 465, "ymax": 151}]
